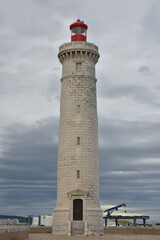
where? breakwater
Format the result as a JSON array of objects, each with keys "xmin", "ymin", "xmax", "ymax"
[{"xmin": 0, "ymin": 225, "xmax": 28, "ymax": 240}]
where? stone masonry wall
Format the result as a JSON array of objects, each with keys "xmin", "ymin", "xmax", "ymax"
[{"xmin": 53, "ymin": 42, "xmax": 103, "ymax": 235}]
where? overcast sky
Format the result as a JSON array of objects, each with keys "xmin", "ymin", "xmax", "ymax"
[{"xmin": 0, "ymin": 0, "xmax": 160, "ymax": 222}]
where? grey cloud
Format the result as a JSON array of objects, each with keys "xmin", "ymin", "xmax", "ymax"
[
  {"xmin": 1, "ymin": 0, "xmax": 60, "ymax": 38},
  {"xmin": 98, "ymin": 118, "xmax": 160, "ymax": 220},
  {"xmin": 1, "ymin": 115, "xmax": 159, "ymax": 219},
  {"xmin": 52, "ymin": 67, "xmax": 60, "ymax": 71},
  {"xmin": 138, "ymin": 66, "xmax": 150, "ymax": 74},
  {"xmin": 99, "ymin": 118, "xmax": 160, "ymax": 165},
  {"xmin": 155, "ymin": 85, "xmax": 160, "ymax": 91},
  {"xmin": 0, "ymin": 0, "xmax": 160, "ymax": 223},
  {"xmin": 98, "ymin": 83, "xmax": 160, "ymax": 107},
  {"xmin": 0, "ymin": 117, "xmax": 58, "ymax": 215},
  {"xmin": 141, "ymin": 1, "xmax": 160, "ymax": 43}
]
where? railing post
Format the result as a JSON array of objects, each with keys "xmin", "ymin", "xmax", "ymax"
[
  {"xmin": 115, "ymin": 218, "xmax": 118, "ymax": 227},
  {"xmin": 143, "ymin": 219, "xmax": 146, "ymax": 227},
  {"xmin": 105, "ymin": 218, "xmax": 107, "ymax": 226}
]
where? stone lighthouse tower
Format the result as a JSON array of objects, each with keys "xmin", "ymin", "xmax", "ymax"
[{"xmin": 52, "ymin": 19, "xmax": 104, "ymax": 236}]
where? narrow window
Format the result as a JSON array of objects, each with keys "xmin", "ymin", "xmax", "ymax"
[
  {"xmin": 76, "ymin": 63, "xmax": 82, "ymax": 70},
  {"xmin": 77, "ymin": 105, "xmax": 80, "ymax": 113},
  {"xmin": 77, "ymin": 170, "xmax": 80, "ymax": 179},
  {"xmin": 77, "ymin": 137, "xmax": 80, "ymax": 145}
]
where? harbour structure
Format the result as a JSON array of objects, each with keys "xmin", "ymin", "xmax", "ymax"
[
  {"xmin": 103, "ymin": 204, "xmax": 150, "ymax": 227},
  {"xmin": 52, "ymin": 19, "xmax": 104, "ymax": 235}
]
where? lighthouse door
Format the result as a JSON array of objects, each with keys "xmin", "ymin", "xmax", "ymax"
[{"xmin": 73, "ymin": 199, "xmax": 83, "ymax": 221}]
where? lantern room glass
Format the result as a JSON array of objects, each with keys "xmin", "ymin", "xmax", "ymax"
[{"xmin": 71, "ymin": 28, "xmax": 86, "ymax": 36}]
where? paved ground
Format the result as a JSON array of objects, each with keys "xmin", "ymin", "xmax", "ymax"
[{"xmin": 29, "ymin": 233, "xmax": 160, "ymax": 240}]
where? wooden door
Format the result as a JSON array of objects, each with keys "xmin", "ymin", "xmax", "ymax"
[{"xmin": 73, "ymin": 199, "xmax": 83, "ymax": 221}]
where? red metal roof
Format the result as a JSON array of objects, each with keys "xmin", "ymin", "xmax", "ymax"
[{"xmin": 70, "ymin": 19, "xmax": 88, "ymax": 30}]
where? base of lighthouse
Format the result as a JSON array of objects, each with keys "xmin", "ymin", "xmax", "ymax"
[{"xmin": 52, "ymin": 190, "xmax": 104, "ymax": 236}]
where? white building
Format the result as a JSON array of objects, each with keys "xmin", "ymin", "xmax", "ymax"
[
  {"xmin": 40, "ymin": 215, "xmax": 52, "ymax": 226},
  {"xmin": 0, "ymin": 219, "xmax": 19, "ymax": 225}
]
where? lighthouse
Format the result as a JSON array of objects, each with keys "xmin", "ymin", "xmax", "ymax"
[{"xmin": 52, "ymin": 19, "xmax": 104, "ymax": 236}]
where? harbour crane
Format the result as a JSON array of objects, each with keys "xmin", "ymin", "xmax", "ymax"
[{"xmin": 103, "ymin": 203, "xmax": 126, "ymax": 226}]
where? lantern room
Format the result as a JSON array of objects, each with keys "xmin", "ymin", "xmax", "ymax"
[{"xmin": 70, "ymin": 19, "xmax": 88, "ymax": 42}]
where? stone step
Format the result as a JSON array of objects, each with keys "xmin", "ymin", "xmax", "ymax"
[{"xmin": 71, "ymin": 221, "xmax": 84, "ymax": 235}]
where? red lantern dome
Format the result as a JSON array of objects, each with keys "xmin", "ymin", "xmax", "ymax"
[{"xmin": 70, "ymin": 19, "xmax": 88, "ymax": 42}]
